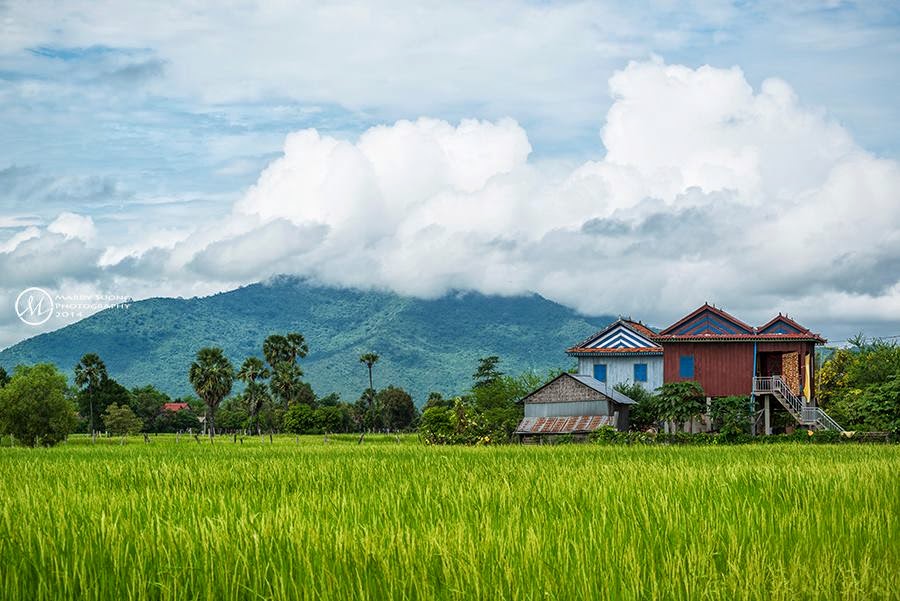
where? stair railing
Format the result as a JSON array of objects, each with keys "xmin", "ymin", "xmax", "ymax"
[{"xmin": 754, "ymin": 376, "xmax": 844, "ymax": 432}]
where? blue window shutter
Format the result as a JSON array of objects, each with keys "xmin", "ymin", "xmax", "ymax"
[
  {"xmin": 634, "ymin": 363, "xmax": 648, "ymax": 382},
  {"xmin": 679, "ymin": 355, "xmax": 695, "ymax": 379},
  {"xmin": 593, "ymin": 364, "xmax": 607, "ymax": 382}
]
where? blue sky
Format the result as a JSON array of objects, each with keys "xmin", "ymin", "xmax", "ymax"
[{"xmin": 1, "ymin": 1, "xmax": 900, "ymax": 347}]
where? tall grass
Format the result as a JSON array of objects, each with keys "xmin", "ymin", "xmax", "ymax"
[{"xmin": 0, "ymin": 436, "xmax": 897, "ymax": 600}]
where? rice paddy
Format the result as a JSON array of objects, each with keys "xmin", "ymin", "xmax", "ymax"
[{"xmin": 0, "ymin": 436, "xmax": 897, "ymax": 600}]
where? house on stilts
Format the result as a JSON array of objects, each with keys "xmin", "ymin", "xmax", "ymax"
[{"xmin": 656, "ymin": 303, "xmax": 841, "ymax": 434}]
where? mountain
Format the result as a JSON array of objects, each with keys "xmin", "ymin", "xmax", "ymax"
[{"xmin": 0, "ymin": 277, "xmax": 615, "ymax": 404}]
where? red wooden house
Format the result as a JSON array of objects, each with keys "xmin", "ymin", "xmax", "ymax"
[{"xmin": 655, "ymin": 304, "xmax": 840, "ymax": 432}]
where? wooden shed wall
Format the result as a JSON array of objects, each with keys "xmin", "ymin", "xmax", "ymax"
[{"xmin": 525, "ymin": 375, "xmax": 602, "ymax": 404}]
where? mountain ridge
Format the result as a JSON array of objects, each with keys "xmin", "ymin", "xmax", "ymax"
[{"xmin": 0, "ymin": 277, "xmax": 616, "ymax": 404}]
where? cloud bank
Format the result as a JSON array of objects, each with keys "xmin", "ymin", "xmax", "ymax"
[{"xmin": 2, "ymin": 59, "xmax": 900, "ymax": 347}]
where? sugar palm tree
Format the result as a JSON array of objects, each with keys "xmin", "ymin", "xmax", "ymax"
[
  {"xmin": 270, "ymin": 361, "xmax": 303, "ymax": 408},
  {"xmin": 263, "ymin": 334, "xmax": 290, "ymax": 369},
  {"xmin": 359, "ymin": 352, "xmax": 379, "ymax": 392},
  {"xmin": 285, "ymin": 332, "xmax": 309, "ymax": 363},
  {"xmin": 263, "ymin": 332, "xmax": 308, "ymax": 368},
  {"xmin": 358, "ymin": 352, "xmax": 380, "ymax": 442},
  {"xmin": 189, "ymin": 347, "xmax": 234, "ymax": 439},
  {"xmin": 237, "ymin": 357, "xmax": 270, "ymax": 434},
  {"xmin": 74, "ymin": 353, "xmax": 107, "ymax": 439}
]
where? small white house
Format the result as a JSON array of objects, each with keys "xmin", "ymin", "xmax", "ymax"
[{"xmin": 566, "ymin": 319, "xmax": 663, "ymax": 392}]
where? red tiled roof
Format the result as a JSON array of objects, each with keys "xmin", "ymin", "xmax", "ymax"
[
  {"xmin": 622, "ymin": 319, "xmax": 657, "ymax": 339},
  {"xmin": 659, "ymin": 302, "xmax": 755, "ymax": 336},
  {"xmin": 658, "ymin": 304, "xmax": 826, "ymax": 343},
  {"xmin": 654, "ymin": 334, "xmax": 825, "ymax": 342},
  {"xmin": 566, "ymin": 346, "xmax": 661, "ymax": 354},
  {"xmin": 758, "ymin": 313, "xmax": 814, "ymax": 335},
  {"xmin": 515, "ymin": 415, "xmax": 617, "ymax": 434},
  {"xmin": 567, "ymin": 318, "xmax": 663, "ymax": 355},
  {"xmin": 162, "ymin": 402, "xmax": 190, "ymax": 412}
]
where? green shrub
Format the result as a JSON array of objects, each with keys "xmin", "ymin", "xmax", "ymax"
[
  {"xmin": 0, "ymin": 364, "xmax": 77, "ymax": 447},
  {"xmin": 590, "ymin": 427, "xmax": 656, "ymax": 445},
  {"xmin": 709, "ymin": 395, "xmax": 753, "ymax": 437},
  {"xmin": 152, "ymin": 408, "xmax": 201, "ymax": 433},
  {"xmin": 418, "ymin": 406, "xmax": 454, "ymax": 445},
  {"xmin": 103, "ymin": 404, "xmax": 143, "ymax": 437},
  {"xmin": 283, "ymin": 404, "xmax": 319, "ymax": 434}
]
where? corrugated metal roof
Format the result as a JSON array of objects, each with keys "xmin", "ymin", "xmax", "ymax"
[
  {"xmin": 515, "ymin": 415, "xmax": 617, "ymax": 434},
  {"xmin": 570, "ymin": 374, "xmax": 637, "ymax": 405}
]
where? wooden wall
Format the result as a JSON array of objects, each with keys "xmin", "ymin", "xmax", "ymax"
[
  {"xmin": 526, "ymin": 375, "xmax": 602, "ymax": 404},
  {"xmin": 577, "ymin": 355, "xmax": 663, "ymax": 391},
  {"xmin": 662, "ymin": 342, "xmax": 754, "ymax": 397},
  {"xmin": 662, "ymin": 340, "xmax": 816, "ymax": 398}
]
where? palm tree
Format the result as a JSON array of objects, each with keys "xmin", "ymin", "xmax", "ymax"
[
  {"xmin": 359, "ymin": 352, "xmax": 379, "ymax": 392},
  {"xmin": 285, "ymin": 332, "xmax": 309, "ymax": 363},
  {"xmin": 270, "ymin": 361, "xmax": 303, "ymax": 408},
  {"xmin": 237, "ymin": 357, "xmax": 270, "ymax": 434},
  {"xmin": 189, "ymin": 347, "xmax": 234, "ymax": 439},
  {"xmin": 263, "ymin": 332, "xmax": 309, "ymax": 409},
  {"xmin": 263, "ymin": 334, "xmax": 290, "ymax": 369},
  {"xmin": 358, "ymin": 352, "xmax": 380, "ymax": 442},
  {"xmin": 74, "ymin": 353, "xmax": 107, "ymax": 439}
]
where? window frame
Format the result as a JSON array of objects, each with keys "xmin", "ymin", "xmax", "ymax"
[
  {"xmin": 679, "ymin": 355, "xmax": 695, "ymax": 379},
  {"xmin": 633, "ymin": 363, "xmax": 648, "ymax": 383}
]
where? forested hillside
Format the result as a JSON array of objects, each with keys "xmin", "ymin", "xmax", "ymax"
[{"xmin": 0, "ymin": 277, "xmax": 614, "ymax": 403}]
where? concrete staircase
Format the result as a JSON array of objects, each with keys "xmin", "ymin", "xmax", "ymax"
[{"xmin": 753, "ymin": 376, "xmax": 844, "ymax": 432}]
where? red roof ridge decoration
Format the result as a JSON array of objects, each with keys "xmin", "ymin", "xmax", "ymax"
[
  {"xmin": 659, "ymin": 302, "xmax": 755, "ymax": 336},
  {"xmin": 568, "ymin": 346, "xmax": 661, "ymax": 354},
  {"xmin": 657, "ymin": 303, "xmax": 826, "ymax": 343},
  {"xmin": 620, "ymin": 318, "xmax": 657, "ymax": 339},
  {"xmin": 162, "ymin": 402, "xmax": 190, "ymax": 412},
  {"xmin": 759, "ymin": 313, "xmax": 810, "ymax": 334}
]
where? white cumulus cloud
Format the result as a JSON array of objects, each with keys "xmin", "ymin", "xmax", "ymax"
[
  {"xmin": 222, "ymin": 59, "xmax": 900, "ymax": 331},
  {"xmin": 2, "ymin": 59, "xmax": 899, "ymax": 348},
  {"xmin": 47, "ymin": 212, "xmax": 97, "ymax": 241}
]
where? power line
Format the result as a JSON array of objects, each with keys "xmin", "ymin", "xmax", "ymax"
[{"xmin": 826, "ymin": 333, "xmax": 900, "ymax": 345}]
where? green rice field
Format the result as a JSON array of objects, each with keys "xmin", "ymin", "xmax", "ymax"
[{"xmin": 0, "ymin": 436, "xmax": 898, "ymax": 600}]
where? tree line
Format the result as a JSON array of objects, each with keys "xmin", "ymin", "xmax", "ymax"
[
  {"xmin": 816, "ymin": 335, "xmax": 900, "ymax": 433},
  {"xmin": 3, "ymin": 333, "xmax": 897, "ymax": 447},
  {"xmin": 0, "ymin": 331, "xmax": 417, "ymax": 446}
]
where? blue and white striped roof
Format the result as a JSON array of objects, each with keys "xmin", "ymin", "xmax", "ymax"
[{"xmin": 567, "ymin": 319, "xmax": 662, "ymax": 355}]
